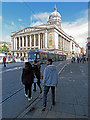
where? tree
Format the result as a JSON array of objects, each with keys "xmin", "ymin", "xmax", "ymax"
[
  {"xmin": 0, "ymin": 47, "xmax": 2, "ymax": 52},
  {"xmin": 2, "ymin": 44, "xmax": 8, "ymax": 52}
]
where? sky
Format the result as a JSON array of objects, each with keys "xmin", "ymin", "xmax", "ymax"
[{"xmin": 0, "ymin": 2, "xmax": 88, "ymax": 49}]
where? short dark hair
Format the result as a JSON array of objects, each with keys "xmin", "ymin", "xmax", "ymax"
[
  {"xmin": 25, "ymin": 62, "xmax": 32, "ymax": 68},
  {"xmin": 48, "ymin": 59, "xmax": 52, "ymax": 64}
]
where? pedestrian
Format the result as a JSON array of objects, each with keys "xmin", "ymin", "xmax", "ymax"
[
  {"xmin": 22, "ymin": 57, "xmax": 24, "ymax": 61},
  {"xmin": 3, "ymin": 57, "xmax": 6, "ymax": 67},
  {"xmin": 71, "ymin": 57, "xmax": 74, "ymax": 63},
  {"xmin": 32, "ymin": 59, "xmax": 42, "ymax": 94},
  {"xmin": 82, "ymin": 56, "xmax": 86, "ymax": 63},
  {"xmin": 42, "ymin": 59, "xmax": 58, "ymax": 111},
  {"xmin": 77, "ymin": 57, "xmax": 79, "ymax": 63},
  {"xmin": 86, "ymin": 57, "xmax": 88, "ymax": 62},
  {"xmin": 73, "ymin": 57, "xmax": 75, "ymax": 63},
  {"xmin": 21, "ymin": 62, "xmax": 34, "ymax": 101},
  {"xmin": 80, "ymin": 57, "xmax": 82, "ymax": 63}
]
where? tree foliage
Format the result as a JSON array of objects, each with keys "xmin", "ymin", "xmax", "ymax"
[
  {"xmin": 0, "ymin": 47, "xmax": 2, "ymax": 52},
  {"xmin": 2, "ymin": 44, "xmax": 8, "ymax": 52}
]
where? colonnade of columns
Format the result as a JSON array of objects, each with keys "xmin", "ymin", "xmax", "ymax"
[
  {"xmin": 58, "ymin": 35, "xmax": 70, "ymax": 52},
  {"xmin": 13, "ymin": 33, "xmax": 46, "ymax": 51},
  {"xmin": 12, "ymin": 31, "xmax": 80, "ymax": 58}
]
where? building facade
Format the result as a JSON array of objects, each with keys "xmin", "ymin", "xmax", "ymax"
[{"xmin": 11, "ymin": 6, "xmax": 81, "ymax": 58}]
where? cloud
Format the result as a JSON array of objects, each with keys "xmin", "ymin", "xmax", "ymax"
[
  {"xmin": 31, "ymin": 21, "xmax": 42, "ymax": 27},
  {"xmin": 3, "ymin": 35, "xmax": 11, "ymax": 42},
  {"xmin": 0, "ymin": 16, "xmax": 2, "ymax": 23},
  {"xmin": 18, "ymin": 19, "xmax": 22, "ymax": 22},
  {"xmin": 11, "ymin": 21, "xmax": 15, "ymax": 26},
  {"xmin": 62, "ymin": 10, "xmax": 88, "ymax": 49},
  {"xmin": 31, "ymin": 12, "xmax": 50, "ymax": 25}
]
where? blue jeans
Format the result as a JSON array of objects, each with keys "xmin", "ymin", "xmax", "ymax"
[{"xmin": 43, "ymin": 86, "xmax": 55, "ymax": 107}]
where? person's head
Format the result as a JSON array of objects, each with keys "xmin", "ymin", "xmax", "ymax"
[
  {"xmin": 25, "ymin": 62, "xmax": 32, "ymax": 69},
  {"xmin": 46, "ymin": 59, "xmax": 52, "ymax": 66},
  {"xmin": 33, "ymin": 59, "xmax": 37, "ymax": 64}
]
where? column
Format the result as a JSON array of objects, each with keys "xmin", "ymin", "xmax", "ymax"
[
  {"xmin": 73, "ymin": 43, "xmax": 75, "ymax": 52},
  {"xmin": 19, "ymin": 37, "xmax": 21, "ymax": 50},
  {"xmin": 68, "ymin": 41, "xmax": 69, "ymax": 52},
  {"xmin": 45, "ymin": 30, "xmax": 47, "ymax": 48},
  {"xmin": 34, "ymin": 34, "xmax": 36, "ymax": 48},
  {"xmin": 64, "ymin": 39, "xmax": 66, "ymax": 51},
  {"xmin": 66, "ymin": 41, "xmax": 68, "ymax": 51},
  {"xmin": 26, "ymin": 36, "xmax": 28, "ymax": 50},
  {"xmin": 30, "ymin": 35, "xmax": 32, "ymax": 49},
  {"xmin": 60, "ymin": 38, "xmax": 61, "ymax": 49},
  {"xmin": 22, "ymin": 52, "xmax": 24, "ymax": 57},
  {"xmin": 63, "ymin": 38, "xmax": 64, "ymax": 52},
  {"xmin": 70, "ymin": 40, "xmax": 72, "ymax": 53},
  {"xmin": 16, "ymin": 37, "xmax": 17, "ymax": 50},
  {"xmin": 22, "ymin": 36, "xmax": 24, "ymax": 49},
  {"xmin": 30, "ymin": 35, "xmax": 31, "ymax": 49},
  {"xmin": 38, "ymin": 34, "xmax": 40, "ymax": 49},
  {"xmin": 41, "ymin": 38, "xmax": 42, "ymax": 49},
  {"xmin": 14, "ymin": 37, "xmax": 16, "ymax": 50},
  {"xmin": 43, "ymin": 33, "xmax": 45, "ymax": 48}
]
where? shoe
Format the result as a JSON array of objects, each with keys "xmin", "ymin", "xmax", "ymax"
[
  {"xmin": 40, "ymin": 89, "xmax": 42, "ymax": 94},
  {"xmin": 30, "ymin": 97, "xmax": 32, "ymax": 100},
  {"xmin": 25, "ymin": 94, "xmax": 28, "ymax": 97},
  {"xmin": 33, "ymin": 89, "xmax": 36, "ymax": 92},
  {"xmin": 28, "ymin": 97, "xmax": 32, "ymax": 101},
  {"xmin": 42, "ymin": 107, "xmax": 46, "ymax": 111}
]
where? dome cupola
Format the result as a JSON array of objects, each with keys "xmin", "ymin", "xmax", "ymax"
[{"xmin": 48, "ymin": 5, "xmax": 62, "ymax": 28}]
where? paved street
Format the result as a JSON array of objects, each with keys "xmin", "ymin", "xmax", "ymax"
[
  {"xmin": 22, "ymin": 61, "xmax": 88, "ymax": 118},
  {"xmin": 0, "ymin": 61, "xmax": 88, "ymax": 118},
  {"xmin": 1, "ymin": 60, "xmax": 67, "ymax": 118}
]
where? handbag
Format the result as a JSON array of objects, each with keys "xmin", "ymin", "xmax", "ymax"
[{"xmin": 34, "ymin": 74, "xmax": 38, "ymax": 83}]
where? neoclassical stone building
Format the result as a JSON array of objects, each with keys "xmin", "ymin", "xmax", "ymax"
[{"xmin": 11, "ymin": 6, "xmax": 81, "ymax": 58}]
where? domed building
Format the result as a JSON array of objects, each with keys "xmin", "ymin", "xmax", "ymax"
[
  {"xmin": 11, "ymin": 6, "xmax": 81, "ymax": 58},
  {"xmin": 48, "ymin": 5, "xmax": 62, "ymax": 28}
]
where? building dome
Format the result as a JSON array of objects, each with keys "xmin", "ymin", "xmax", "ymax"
[
  {"xmin": 48, "ymin": 5, "xmax": 62, "ymax": 28},
  {"xmin": 49, "ymin": 5, "xmax": 61, "ymax": 19}
]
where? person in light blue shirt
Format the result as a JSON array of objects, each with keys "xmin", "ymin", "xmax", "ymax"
[{"xmin": 42, "ymin": 59, "xmax": 58, "ymax": 111}]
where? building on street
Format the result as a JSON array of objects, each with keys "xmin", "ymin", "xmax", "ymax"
[{"xmin": 11, "ymin": 6, "xmax": 81, "ymax": 58}]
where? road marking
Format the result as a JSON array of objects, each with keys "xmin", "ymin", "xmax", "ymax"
[
  {"xmin": 56, "ymin": 62, "xmax": 62, "ymax": 67},
  {"xmin": 0, "ymin": 62, "xmax": 66, "ymax": 74},
  {"xmin": 0, "ymin": 67, "xmax": 22, "ymax": 74},
  {"xmin": 0, "ymin": 87, "xmax": 24, "ymax": 104},
  {"xmin": 58, "ymin": 63, "xmax": 68, "ymax": 75}
]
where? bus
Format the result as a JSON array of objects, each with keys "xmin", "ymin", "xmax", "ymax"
[{"xmin": 28, "ymin": 49, "xmax": 66, "ymax": 64}]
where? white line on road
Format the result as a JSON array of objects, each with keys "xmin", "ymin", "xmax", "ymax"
[
  {"xmin": 56, "ymin": 62, "xmax": 62, "ymax": 67},
  {"xmin": 0, "ymin": 67, "xmax": 22, "ymax": 74},
  {"xmin": 58, "ymin": 63, "xmax": 68, "ymax": 75}
]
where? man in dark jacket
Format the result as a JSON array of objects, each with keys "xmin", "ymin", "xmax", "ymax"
[
  {"xmin": 32, "ymin": 59, "xmax": 42, "ymax": 94},
  {"xmin": 22, "ymin": 62, "xmax": 34, "ymax": 101}
]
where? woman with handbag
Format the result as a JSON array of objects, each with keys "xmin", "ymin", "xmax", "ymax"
[
  {"xmin": 32, "ymin": 59, "xmax": 42, "ymax": 94},
  {"xmin": 22, "ymin": 62, "xmax": 34, "ymax": 101}
]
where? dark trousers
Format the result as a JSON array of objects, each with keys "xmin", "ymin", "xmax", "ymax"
[
  {"xmin": 3, "ymin": 62, "xmax": 6, "ymax": 67},
  {"xmin": 33, "ymin": 80, "xmax": 42, "ymax": 91},
  {"xmin": 43, "ymin": 86, "xmax": 55, "ymax": 107},
  {"xmin": 25, "ymin": 84, "xmax": 32, "ymax": 98}
]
